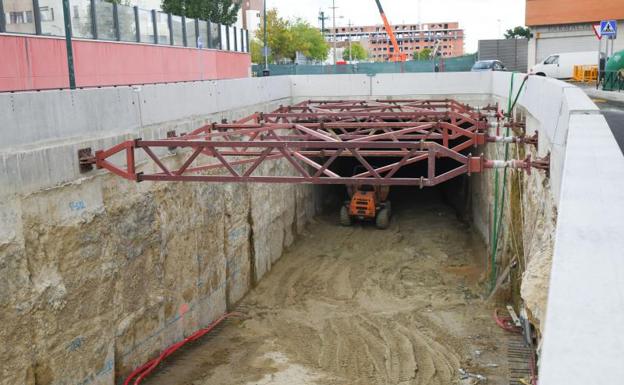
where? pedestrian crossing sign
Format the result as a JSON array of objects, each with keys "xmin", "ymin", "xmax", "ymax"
[{"xmin": 600, "ymin": 20, "xmax": 617, "ymax": 39}]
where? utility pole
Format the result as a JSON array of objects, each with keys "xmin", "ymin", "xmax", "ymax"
[
  {"xmin": 331, "ymin": 0, "xmax": 338, "ymax": 64},
  {"xmin": 348, "ymin": 20, "xmax": 353, "ymax": 62},
  {"xmin": 318, "ymin": 10, "xmax": 328, "ymax": 37},
  {"xmin": 263, "ymin": 0, "xmax": 269, "ymax": 76},
  {"xmin": 61, "ymin": 0, "xmax": 76, "ymax": 89}
]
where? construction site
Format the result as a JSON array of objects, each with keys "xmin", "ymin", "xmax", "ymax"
[{"xmin": 2, "ymin": 1, "xmax": 624, "ymax": 385}]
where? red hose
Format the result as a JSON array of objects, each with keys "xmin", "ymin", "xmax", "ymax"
[
  {"xmin": 493, "ymin": 308, "xmax": 522, "ymax": 334},
  {"xmin": 123, "ymin": 312, "xmax": 242, "ymax": 385},
  {"xmin": 493, "ymin": 308, "xmax": 538, "ymax": 384}
]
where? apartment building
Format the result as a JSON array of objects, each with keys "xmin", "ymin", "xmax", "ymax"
[{"xmin": 327, "ymin": 22, "xmax": 464, "ymax": 61}]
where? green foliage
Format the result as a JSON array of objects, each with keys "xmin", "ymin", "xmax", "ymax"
[
  {"xmin": 343, "ymin": 42, "xmax": 367, "ymax": 61},
  {"xmin": 161, "ymin": 0, "xmax": 241, "ymax": 25},
  {"xmin": 250, "ymin": 39, "xmax": 264, "ymax": 63},
  {"xmin": 256, "ymin": 9, "xmax": 329, "ymax": 63},
  {"xmin": 413, "ymin": 48, "xmax": 432, "ymax": 60},
  {"xmin": 291, "ymin": 19, "xmax": 329, "ymax": 62},
  {"xmin": 504, "ymin": 26, "xmax": 531, "ymax": 39}
]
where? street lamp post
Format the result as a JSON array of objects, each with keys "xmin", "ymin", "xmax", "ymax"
[
  {"xmin": 332, "ymin": 0, "xmax": 337, "ymax": 64},
  {"xmin": 263, "ymin": 0, "xmax": 270, "ymax": 76},
  {"xmin": 61, "ymin": 0, "xmax": 76, "ymax": 89},
  {"xmin": 348, "ymin": 20, "xmax": 353, "ymax": 62}
]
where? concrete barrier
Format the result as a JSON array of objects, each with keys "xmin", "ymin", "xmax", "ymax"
[
  {"xmin": 492, "ymin": 72, "xmax": 624, "ymax": 385},
  {"xmin": 0, "ymin": 77, "xmax": 291, "ymax": 197},
  {"xmin": 290, "ymin": 72, "xmax": 492, "ymax": 101}
]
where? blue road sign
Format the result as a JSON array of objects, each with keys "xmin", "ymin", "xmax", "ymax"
[{"xmin": 600, "ymin": 20, "xmax": 618, "ymax": 39}]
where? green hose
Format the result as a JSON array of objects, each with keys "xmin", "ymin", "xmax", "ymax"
[{"xmin": 489, "ymin": 73, "xmax": 526, "ymax": 291}]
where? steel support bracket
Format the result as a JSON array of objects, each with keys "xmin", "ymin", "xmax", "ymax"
[{"xmin": 78, "ymin": 148, "xmax": 96, "ymax": 173}]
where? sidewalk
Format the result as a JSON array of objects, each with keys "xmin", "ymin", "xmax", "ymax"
[{"xmin": 575, "ymin": 82, "xmax": 624, "ymax": 103}]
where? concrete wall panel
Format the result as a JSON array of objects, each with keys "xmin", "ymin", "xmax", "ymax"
[
  {"xmin": 0, "ymin": 87, "xmax": 140, "ymax": 149},
  {"xmin": 372, "ymin": 72, "xmax": 492, "ymax": 97},
  {"xmin": 291, "ymin": 74, "xmax": 371, "ymax": 99},
  {"xmin": 539, "ymin": 114, "xmax": 624, "ymax": 385}
]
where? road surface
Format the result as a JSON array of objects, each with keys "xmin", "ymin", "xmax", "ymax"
[{"xmin": 588, "ymin": 98, "xmax": 624, "ymax": 153}]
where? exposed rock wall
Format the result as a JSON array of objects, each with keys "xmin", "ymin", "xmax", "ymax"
[
  {"xmin": 470, "ymin": 108, "xmax": 556, "ymax": 333},
  {"xmin": 0, "ymin": 154, "xmax": 319, "ymax": 385}
]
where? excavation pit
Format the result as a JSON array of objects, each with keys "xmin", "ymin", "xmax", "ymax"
[{"xmin": 142, "ymin": 188, "xmax": 516, "ymax": 385}]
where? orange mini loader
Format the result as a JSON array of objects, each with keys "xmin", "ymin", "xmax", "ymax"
[{"xmin": 340, "ymin": 184, "xmax": 391, "ymax": 229}]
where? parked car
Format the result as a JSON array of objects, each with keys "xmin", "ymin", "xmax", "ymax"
[
  {"xmin": 471, "ymin": 60, "xmax": 507, "ymax": 72},
  {"xmin": 530, "ymin": 51, "xmax": 598, "ymax": 79}
]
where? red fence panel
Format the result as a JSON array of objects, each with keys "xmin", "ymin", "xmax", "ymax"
[{"xmin": 0, "ymin": 34, "xmax": 251, "ymax": 92}]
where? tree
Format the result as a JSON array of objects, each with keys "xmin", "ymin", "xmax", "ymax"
[
  {"xmin": 255, "ymin": 9, "xmax": 292, "ymax": 62},
  {"xmin": 255, "ymin": 9, "xmax": 328, "ymax": 63},
  {"xmin": 250, "ymin": 39, "xmax": 264, "ymax": 63},
  {"xmin": 291, "ymin": 19, "xmax": 329, "ymax": 62},
  {"xmin": 504, "ymin": 26, "xmax": 531, "ymax": 39},
  {"xmin": 343, "ymin": 42, "xmax": 367, "ymax": 61},
  {"xmin": 413, "ymin": 48, "xmax": 432, "ymax": 60},
  {"xmin": 161, "ymin": 0, "xmax": 241, "ymax": 25}
]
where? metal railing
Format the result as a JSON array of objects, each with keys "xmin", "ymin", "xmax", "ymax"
[{"xmin": 0, "ymin": 0, "xmax": 249, "ymax": 52}]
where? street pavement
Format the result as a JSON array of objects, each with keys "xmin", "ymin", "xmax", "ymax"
[{"xmin": 592, "ymin": 98, "xmax": 624, "ymax": 153}]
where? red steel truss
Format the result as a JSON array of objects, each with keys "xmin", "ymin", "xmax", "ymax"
[{"xmin": 79, "ymin": 99, "xmax": 548, "ymax": 186}]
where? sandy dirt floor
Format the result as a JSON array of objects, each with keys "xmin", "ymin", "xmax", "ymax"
[{"xmin": 144, "ymin": 189, "xmax": 510, "ymax": 385}]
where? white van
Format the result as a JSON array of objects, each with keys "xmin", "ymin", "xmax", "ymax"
[{"xmin": 530, "ymin": 51, "xmax": 598, "ymax": 79}]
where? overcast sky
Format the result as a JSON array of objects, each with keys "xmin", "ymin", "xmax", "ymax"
[{"xmin": 266, "ymin": 0, "xmax": 526, "ymax": 53}]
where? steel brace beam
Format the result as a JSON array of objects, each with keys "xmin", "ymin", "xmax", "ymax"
[{"xmin": 79, "ymin": 99, "xmax": 548, "ymax": 186}]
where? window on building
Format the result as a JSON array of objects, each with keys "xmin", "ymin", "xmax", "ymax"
[
  {"xmin": 39, "ymin": 6, "xmax": 54, "ymax": 21},
  {"xmin": 9, "ymin": 11, "xmax": 33, "ymax": 24}
]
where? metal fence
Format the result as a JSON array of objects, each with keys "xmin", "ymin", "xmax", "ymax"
[
  {"xmin": 252, "ymin": 54, "xmax": 477, "ymax": 76},
  {"xmin": 0, "ymin": 0, "xmax": 249, "ymax": 52},
  {"xmin": 478, "ymin": 38, "xmax": 528, "ymax": 73}
]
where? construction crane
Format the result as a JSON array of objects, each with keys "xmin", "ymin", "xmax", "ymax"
[{"xmin": 374, "ymin": 0, "xmax": 408, "ymax": 62}]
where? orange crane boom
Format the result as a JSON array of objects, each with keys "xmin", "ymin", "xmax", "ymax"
[{"xmin": 374, "ymin": 0, "xmax": 408, "ymax": 62}]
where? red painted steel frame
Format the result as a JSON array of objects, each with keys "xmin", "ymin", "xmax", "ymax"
[{"xmin": 81, "ymin": 99, "xmax": 541, "ymax": 186}]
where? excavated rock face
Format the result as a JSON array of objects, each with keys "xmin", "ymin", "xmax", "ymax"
[
  {"xmin": 0, "ymin": 159, "xmax": 319, "ymax": 385},
  {"xmin": 471, "ymin": 108, "xmax": 556, "ymax": 335}
]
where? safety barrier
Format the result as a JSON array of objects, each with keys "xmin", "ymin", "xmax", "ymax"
[
  {"xmin": 572, "ymin": 65, "xmax": 598, "ymax": 83},
  {"xmin": 252, "ymin": 54, "xmax": 477, "ymax": 76}
]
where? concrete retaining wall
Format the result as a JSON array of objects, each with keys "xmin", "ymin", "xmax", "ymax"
[
  {"xmin": 290, "ymin": 72, "xmax": 493, "ymax": 101},
  {"xmin": 0, "ymin": 77, "xmax": 319, "ymax": 385},
  {"xmin": 0, "ymin": 76, "xmax": 291, "ymax": 196}
]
